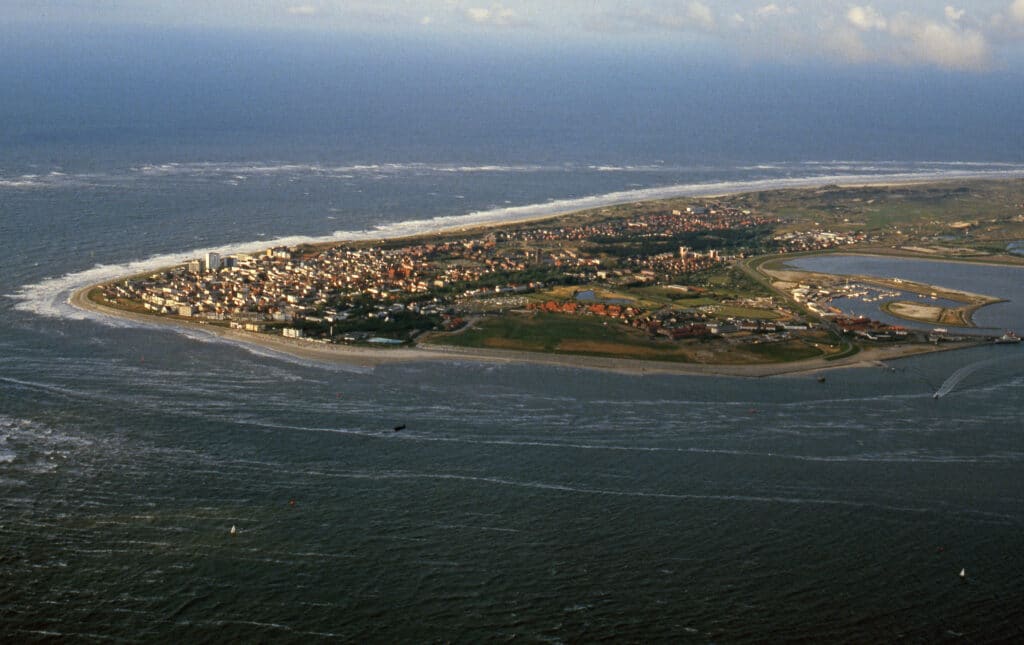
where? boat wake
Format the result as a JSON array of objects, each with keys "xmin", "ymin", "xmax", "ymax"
[{"xmin": 933, "ymin": 357, "xmax": 1006, "ymax": 398}]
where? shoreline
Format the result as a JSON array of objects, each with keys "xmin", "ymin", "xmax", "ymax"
[
  {"xmin": 287, "ymin": 175, "xmax": 1024, "ymax": 253},
  {"xmin": 70, "ymin": 284, "xmax": 979, "ymax": 377}
]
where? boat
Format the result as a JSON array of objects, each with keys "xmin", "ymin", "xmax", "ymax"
[
  {"xmin": 230, "ymin": 525, "xmax": 237, "ymax": 536},
  {"xmin": 994, "ymin": 331, "xmax": 1021, "ymax": 344},
  {"xmin": 959, "ymin": 568, "xmax": 966, "ymax": 579},
  {"xmin": 393, "ymin": 424, "xmax": 406, "ymax": 432}
]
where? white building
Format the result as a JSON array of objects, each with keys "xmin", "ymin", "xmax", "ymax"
[{"xmin": 205, "ymin": 252, "xmax": 221, "ymax": 272}]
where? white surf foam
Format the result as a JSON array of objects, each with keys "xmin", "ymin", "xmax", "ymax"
[
  {"xmin": 933, "ymin": 356, "xmax": 1007, "ymax": 398},
  {"xmin": 5, "ymin": 159, "xmax": 1024, "ymax": 190},
  {"xmin": 130, "ymin": 161, "xmax": 565, "ymax": 177}
]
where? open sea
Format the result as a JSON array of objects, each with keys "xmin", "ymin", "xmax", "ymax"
[{"xmin": 2, "ymin": 28, "xmax": 1024, "ymax": 641}]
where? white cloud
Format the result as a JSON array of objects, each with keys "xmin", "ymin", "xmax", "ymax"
[
  {"xmin": 846, "ymin": 6, "xmax": 886, "ymax": 31},
  {"xmin": 687, "ymin": 2, "xmax": 715, "ymax": 30},
  {"xmin": 889, "ymin": 14, "xmax": 990, "ymax": 70},
  {"xmin": 945, "ymin": 6, "xmax": 966, "ymax": 22},
  {"xmin": 463, "ymin": 4, "xmax": 525, "ymax": 27},
  {"xmin": 465, "ymin": 7, "xmax": 489, "ymax": 22},
  {"xmin": 1012, "ymin": 0, "xmax": 1024, "ymax": 22},
  {"xmin": 591, "ymin": 3, "xmax": 717, "ymax": 34},
  {"xmin": 756, "ymin": 4, "xmax": 782, "ymax": 18},
  {"xmin": 917, "ymin": 23, "xmax": 989, "ymax": 69},
  {"xmin": 286, "ymin": 5, "xmax": 317, "ymax": 16},
  {"xmin": 420, "ymin": 15, "xmax": 433, "ymax": 25}
]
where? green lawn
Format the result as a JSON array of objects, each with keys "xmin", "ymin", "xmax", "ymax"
[
  {"xmin": 424, "ymin": 312, "xmax": 826, "ymax": 364},
  {"xmin": 744, "ymin": 340, "xmax": 822, "ymax": 362},
  {"xmin": 430, "ymin": 312, "xmax": 651, "ymax": 353}
]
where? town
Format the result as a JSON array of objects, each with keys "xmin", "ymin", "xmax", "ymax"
[{"xmin": 97, "ymin": 198, "xmax": 878, "ymax": 350}]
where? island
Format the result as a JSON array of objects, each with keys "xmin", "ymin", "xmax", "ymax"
[{"xmin": 74, "ymin": 178, "xmax": 1024, "ymax": 375}]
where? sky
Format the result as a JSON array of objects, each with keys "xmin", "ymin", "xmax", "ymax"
[{"xmin": 7, "ymin": 1, "xmax": 1024, "ymax": 71}]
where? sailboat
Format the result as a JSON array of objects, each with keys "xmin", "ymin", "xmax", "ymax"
[{"xmin": 959, "ymin": 568, "xmax": 966, "ymax": 579}]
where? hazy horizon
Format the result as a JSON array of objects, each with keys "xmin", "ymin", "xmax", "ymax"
[{"xmin": 3, "ymin": 21, "xmax": 1024, "ymax": 169}]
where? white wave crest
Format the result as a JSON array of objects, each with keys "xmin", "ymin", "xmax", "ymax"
[
  {"xmin": 130, "ymin": 161, "xmax": 565, "ymax": 178},
  {"xmin": 6, "ymin": 159, "xmax": 1024, "ymax": 192}
]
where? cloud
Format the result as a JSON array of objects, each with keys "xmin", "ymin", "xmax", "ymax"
[
  {"xmin": 1012, "ymin": 0, "xmax": 1024, "ymax": 22},
  {"xmin": 945, "ymin": 6, "xmax": 966, "ymax": 22},
  {"xmin": 889, "ymin": 13, "xmax": 990, "ymax": 70},
  {"xmin": 463, "ymin": 4, "xmax": 527, "ymax": 27},
  {"xmin": 914, "ymin": 23, "xmax": 989, "ymax": 69},
  {"xmin": 756, "ymin": 4, "xmax": 782, "ymax": 18},
  {"xmin": 595, "ymin": 2, "xmax": 716, "ymax": 33},
  {"xmin": 687, "ymin": 2, "xmax": 715, "ymax": 30},
  {"xmin": 754, "ymin": 4, "xmax": 796, "ymax": 19},
  {"xmin": 846, "ymin": 5, "xmax": 886, "ymax": 31},
  {"xmin": 285, "ymin": 5, "xmax": 317, "ymax": 16}
]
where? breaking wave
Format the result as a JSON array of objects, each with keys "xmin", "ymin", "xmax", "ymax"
[{"xmin": 2, "ymin": 159, "xmax": 1024, "ymax": 191}]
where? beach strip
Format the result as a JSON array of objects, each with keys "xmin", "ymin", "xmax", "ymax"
[{"xmin": 70, "ymin": 284, "xmax": 975, "ymax": 377}]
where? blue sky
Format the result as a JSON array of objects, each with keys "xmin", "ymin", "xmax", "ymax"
[{"xmin": 7, "ymin": 1, "xmax": 1024, "ymax": 71}]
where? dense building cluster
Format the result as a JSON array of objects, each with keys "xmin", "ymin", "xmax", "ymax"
[
  {"xmin": 772, "ymin": 229, "xmax": 867, "ymax": 252},
  {"xmin": 103, "ymin": 200, "xmax": 862, "ymax": 342}
]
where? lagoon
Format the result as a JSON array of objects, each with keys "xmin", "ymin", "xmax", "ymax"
[{"xmin": 786, "ymin": 254, "xmax": 1024, "ymax": 331}]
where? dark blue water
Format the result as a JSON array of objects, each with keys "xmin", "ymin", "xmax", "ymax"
[{"xmin": 2, "ymin": 26, "xmax": 1024, "ymax": 641}]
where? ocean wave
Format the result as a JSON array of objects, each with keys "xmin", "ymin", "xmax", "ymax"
[
  {"xmin": 5, "ymin": 159, "xmax": 1024, "ymax": 191},
  {"xmin": 0, "ymin": 415, "xmax": 98, "ymax": 476},
  {"xmin": 0, "ymin": 169, "xmax": 126, "ymax": 190},
  {"xmin": 131, "ymin": 161, "xmax": 565, "ymax": 177},
  {"xmin": 126, "ymin": 159, "xmax": 1024, "ymax": 178},
  {"xmin": 8, "ymin": 167, "xmax": 1024, "ymax": 323}
]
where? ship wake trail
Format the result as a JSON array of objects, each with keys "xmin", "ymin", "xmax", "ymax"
[{"xmin": 933, "ymin": 357, "xmax": 1003, "ymax": 398}]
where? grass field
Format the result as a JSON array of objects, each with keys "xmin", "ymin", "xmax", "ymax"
[
  {"xmin": 425, "ymin": 311, "xmax": 825, "ymax": 364},
  {"xmin": 431, "ymin": 312, "xmax": 655, "ymax": 353}
]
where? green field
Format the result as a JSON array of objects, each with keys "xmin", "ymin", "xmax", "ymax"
[
  {"xmin": 429, "ymin": 312, "xmax": 658, "ymax": 353},
  {"xmin": 744, "ymin": 180, "xmax": 1024, "ymax": 248},
  {"xmin": 424, "ymin": 312, "xmax": 826, "ymax": 364}
]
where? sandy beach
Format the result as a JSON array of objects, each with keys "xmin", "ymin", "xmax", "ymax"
[{"xmin": 70, "ymin": 285, "xmax": 975, "ymax": 378}]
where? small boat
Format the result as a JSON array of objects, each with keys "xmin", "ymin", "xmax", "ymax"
[
  {"xmin": 959, "ymin": 567, "xmax": 966, "ymax": 579},
  {"xmin": 230, "ymin": 525, "xmax": 238, "ymax": 536},
  {"xmin": 817, "ymin": 376, "xmax": 826, "ymax": 383},
  {"xmin": 393, "ymin": 424, "xmax": 406, "ymax": 432},
  {"xmin": 995, "ymin": 331, "xmax": 1021, "ymax": 344}
]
